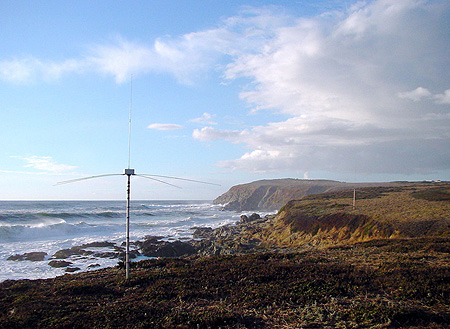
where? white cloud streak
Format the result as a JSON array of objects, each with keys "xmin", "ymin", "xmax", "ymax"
[
  {"xmin": 12, "ymin": 156, "xmax": 77, "ymax": 173},
  {"xmin": 189, "ymin": 113, "xmax": 217, "ymax": 125},
  {"xmin": 147, "ymin": 123, "xmax": 184, "ymax": 131}
]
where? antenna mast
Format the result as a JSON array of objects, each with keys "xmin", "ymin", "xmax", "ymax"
[
  {"xmin": 56, "ymin": 75, "xmax": 219, "ymax": 280},
  {"xmin": 128, "ymin": 75, "xmax": 133, "ymax": 170},
  {"xmin": 124, "ymin": 75, "xmax": 135, "ymax": 280}
]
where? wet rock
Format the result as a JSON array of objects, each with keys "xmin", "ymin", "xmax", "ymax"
[
  {"xmin": 91, "ymin": 251, "xmax": 120, "ymax": 259},
  {"xmin": 88, "ymin": 264, "xmax": 101, "ymax": 268},
  {"xmin": 65, "ymin": 267, "xmax": 80, "ymax": 273},
  {"xmin": 117, "ymin": 249, "xmax": 140, "ymax": 260},
  {"xmin": 7, "ymin": 252, "xmax": 47, "ymax": 262},
  {"xmin": 240, "ymin": 213, "xmax": 261, "ymax": 224},
  {"xmin": 135, "ymin": 236, "xmax": 164, "ymax": 245},
  {"xmin": 81, "ymin": 241, "xmax": 115, "ymax": 248},
  {"xmin": 140, "ymin": 240, "xmax": 196, "ymax": 258},
  {"xmin": 192, "ymin": 227, "xmax": 213, "ymax": 239},
  {"xmin": 48, "ymin": 260, "xmax": 72, "ymax": 268},
  {"xmin": 52, "ymin": 247, "xmax": 93, "ymax": 259}
]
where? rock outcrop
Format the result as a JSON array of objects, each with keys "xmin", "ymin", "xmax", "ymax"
[{"xmin": 7, "ymin": 252, "xmax": 47, "ymax": 262}]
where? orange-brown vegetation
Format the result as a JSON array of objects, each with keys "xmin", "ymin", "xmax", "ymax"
[{"xmin": 257, "ymin": 183, "xmax": 450, "ymax": 248}]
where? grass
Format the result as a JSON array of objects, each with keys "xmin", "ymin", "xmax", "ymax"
[{"xmin": 269, "ymin": 183, "xmax": 450, "ymax": 247}]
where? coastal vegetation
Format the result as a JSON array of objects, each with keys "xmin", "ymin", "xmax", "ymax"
[{"xmin": 1, "ymin": 237, "xmax": 449, "ymax": 328}]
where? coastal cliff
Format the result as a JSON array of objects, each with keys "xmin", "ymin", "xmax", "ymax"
[
  {"xmin": 203, "ymin": 182, "xmax": 450, "ymax": 253},
  {"xmin": 213, "ymin": 178, "xmax": 412, "ymax": 211}
]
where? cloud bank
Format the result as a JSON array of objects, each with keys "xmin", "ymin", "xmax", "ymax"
[{"xmin": 193, "ymin": 0, "xmax": 450, "ymax": 176}]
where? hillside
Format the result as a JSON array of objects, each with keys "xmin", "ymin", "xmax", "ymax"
[
  {"xmin": 251, "ymin": 182, "xmax": 450, "ymax": 248},
  {"xmin": 213, "ymin": 179, "xmax": 414, "ymax": 211}
]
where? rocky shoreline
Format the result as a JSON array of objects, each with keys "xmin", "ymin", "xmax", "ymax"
[
  {"xmin": 6, "ymin": 212, "xmax": 274, "ymax": 273},
  {"xmin": 7, "ymin": 182, "xmax": 449, "ymax": 274}
]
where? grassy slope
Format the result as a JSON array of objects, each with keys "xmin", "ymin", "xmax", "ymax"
[{"xmin": 259, "ymin": 183, "xmax": 450, "ymax": 248}]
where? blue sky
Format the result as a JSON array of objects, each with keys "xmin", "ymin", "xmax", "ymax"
[{"xmin": 0, "ymin": 0, "xmax": 449, "ymax": 200}]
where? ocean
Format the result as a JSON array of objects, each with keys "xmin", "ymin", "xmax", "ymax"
[{"xmin": 0, "ymin": 200, "xmax": 241, "ymax": 282}]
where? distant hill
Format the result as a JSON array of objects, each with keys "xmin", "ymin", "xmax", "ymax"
[{"xmin": 213, "ymin": 178, "xmax": 416, "ymax": 211}]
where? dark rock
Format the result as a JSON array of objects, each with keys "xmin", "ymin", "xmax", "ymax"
[
  {"xmin": 91, "ymin": 251, "xmax": 120, "ymax": 259},
  {"xmin": 88, "ymin": 263, "xmax": 101, "ymax": 268},
  {"xmin": 140, "ymin": 240, "xmax": 196, "ymax": 258},
  {"xmin": 192, "ymin": 227, "xmax": 213, "ymax": 239},
  {"xmin": 52, "ymin": 247, "xmax": 93, "ymax": 259},
  {"xmin": 240, "ymin": 213, "xmax": 261, "ymax": 223},
  {"xmin": 240, "ymin": 215, "xmax": 248, "ymax": 223},
  {"xmin": 65, "ymin": 267, "xmax": 80, "ymax": 273},
  {"xmin": 141, "ymin": 236, "xmax": 164, "ymax": 244},
  {"xmin": 48, "ymin": 260, "xmax": 72, "ymax": 268},
  {"xmin": 7, "ymin": 252, "xmax": 47, "ymax": 262},
  {"xmin": 81, "ymin": 241, "xmax": 115, "ymax": 248}
]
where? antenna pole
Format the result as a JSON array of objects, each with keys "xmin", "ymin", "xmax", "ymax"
[
  {"xmin": 125, "ymin": 172, "xmax": 131, "ymax": 279},
  {"xmin": 128, "ymin": 75, "xmax": 133, "ymax": 169},
  {"xmin": 353, "ymin": 188, "xmax": 356, "ymax": 209}
]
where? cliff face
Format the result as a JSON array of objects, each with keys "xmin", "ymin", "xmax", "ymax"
[
  {"xmin": 213, "ymin": 179, "xmax": 345, "ymax": 211},
  {"xmin": 213, "ymin": 179, "xmax": 408, "ymax": 211}
]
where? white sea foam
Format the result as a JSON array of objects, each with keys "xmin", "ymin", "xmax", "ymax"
[{"xmin": 0, "ymin": 200, "xmax": 241, "ymax": 282}]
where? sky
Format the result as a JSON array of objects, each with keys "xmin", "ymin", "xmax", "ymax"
[{"xmin": 0, "ymin": 0, "xmax": 449, "ymax": 200}]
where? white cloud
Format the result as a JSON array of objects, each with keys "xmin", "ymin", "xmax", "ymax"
[
  {"xmin": 397, "ymin": 87, "xmax": 450, "ymax": 105},
  {"xmin": 189, "ymin": 113, "xmax": 217, "ymax": 125},
  {"xmin": 0, "ymin": 57, "xmax": 86, "ymax": 84},
  {"xmin": 0, "ymin": 7, "xmax": 290, "ymax": 85},
  {"xmin": 434, "ymin": 89, "xmax": 450, "ymax": 104},
  {"xmin": 211, "ymin": 0, "xmax": 450, "ymax": 175},
  {"xmin": 192, "ymin": 126, "xmax": 248, "ymax": 142},
  {"xmin": 147, "ymin": 123, "xmax": 184, "ymax": 131},
  {"xmin": 87, "ymin": 38, "xmax": 155, "ymax": 83},
  {"xmin": 397, "ymin": 87, "xmax": 432, "ymax": 102},
  {"xmin": 12, "ymin": 156, "xmax": 77, "ymax": 173}
]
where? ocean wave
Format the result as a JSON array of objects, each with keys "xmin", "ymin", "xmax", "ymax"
[
  {"xmin": 0, "ymin": 219, "xmax": 122, "ymax": 243},
  {"xmin": 0, "ymin": 211, "xmax": 124, "ymax": 223}
]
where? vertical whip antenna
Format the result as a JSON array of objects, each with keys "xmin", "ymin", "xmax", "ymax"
[
  {"xmin": 56, "ymin": 74, "xmax": 218, "ymax": 280},
  {"xmin": 128, "ymin": 75, "xmax": 133, "ymax": 169}
]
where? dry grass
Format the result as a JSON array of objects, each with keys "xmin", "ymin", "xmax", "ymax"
[{"xmin": 266, "ymin": 183, "xmax": 450, "ymax": 247}]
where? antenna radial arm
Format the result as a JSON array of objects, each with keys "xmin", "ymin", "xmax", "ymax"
[
  {"xmin": 55, "ymin": 174, "xmax": 123, "ymax": 185},
  {"xmin": 135, "ymin": 174, "xmax": 182, "ymax": 189},
  {"xmin": 138, "ymin": 174, "xmax": 221, "ymax": 186}
]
